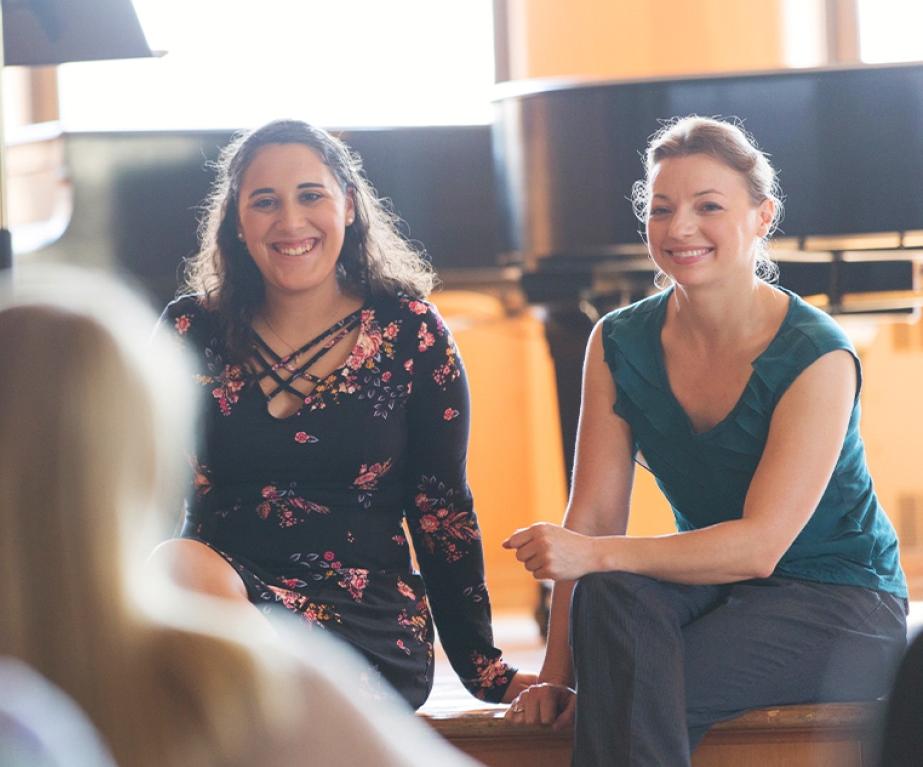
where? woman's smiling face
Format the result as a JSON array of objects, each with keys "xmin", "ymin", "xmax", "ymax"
[
  {"xmin": 645, "ymin": 153, "xmax": 773, "ymax": 288},
  {"xmin": 237, "ymin": 143, "xmax": 354, "ymax": 302}
]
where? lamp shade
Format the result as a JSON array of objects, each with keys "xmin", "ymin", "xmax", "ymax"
[{"xmin": 2, "ymin": 0, "xmax": 153, "ymax": 67}]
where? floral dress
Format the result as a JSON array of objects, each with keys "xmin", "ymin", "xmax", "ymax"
[{"xmin": 161, "ymin": 294, "xmax": 516, "ymax": 708}]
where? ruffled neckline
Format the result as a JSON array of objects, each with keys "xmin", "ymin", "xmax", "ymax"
[{"xmin": 650, "ymin": 286, "xmax": 797, "ymax": 440}]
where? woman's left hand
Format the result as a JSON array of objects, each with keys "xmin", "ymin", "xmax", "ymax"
[
  {"xmin": 501, "ymin": 671, "xmax": 539, "ymax": 703},
  {"xmin": 502, "ymin": 523, "xmax": 597, "ymax": 581}
]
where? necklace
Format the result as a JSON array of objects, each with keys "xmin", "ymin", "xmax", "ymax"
[
  {"xmin": 256, "ymin": 314, "xmax": 303, "ymax": 372},
  {"xmin": 259, "ymin": 314, "xmax": 298, "ymax": 354}
]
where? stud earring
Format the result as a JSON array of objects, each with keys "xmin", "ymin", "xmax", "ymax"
[{"xmin": 237, "ymin": 231, "xmax": 245, "ymax": 241}]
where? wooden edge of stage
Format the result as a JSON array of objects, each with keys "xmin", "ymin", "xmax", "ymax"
[{"xmin": 420, "ymin": 701, "xmax": 885, "ymax": 767}]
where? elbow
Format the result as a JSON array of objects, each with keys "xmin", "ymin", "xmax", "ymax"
[
  {"xmin": 746, "ymin": 550, "xmax": 783, "ymax": 580},
  {"xmin": 749, "ymin": 561, "xmax": 777, "ymax": 580},
  {"xmin": 734, "ymin": 519, "xmax": 786, "ymax": 580}
]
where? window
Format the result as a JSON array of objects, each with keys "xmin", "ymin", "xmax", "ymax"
[
  {"xmin": 858, "ymin": 0, "xmax": 923, "ymax": 63},
  {"xmin": 58, "ymin": 0, "xmax": 495, "ymax": 130}
]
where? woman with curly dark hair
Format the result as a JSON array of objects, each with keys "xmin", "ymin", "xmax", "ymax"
[{"xmin": 152, "ymin": 119, "xmax": 533, "ymax": 708}]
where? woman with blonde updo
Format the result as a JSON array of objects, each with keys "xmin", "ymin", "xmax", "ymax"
[{"xmin": 504, "ymin": 116, "xmax": 907, "ymax": 765}]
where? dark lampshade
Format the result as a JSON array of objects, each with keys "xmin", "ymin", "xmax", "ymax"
[{"xmin": 2, "ymin": 0, "xmax": 154, "ymax": 67}]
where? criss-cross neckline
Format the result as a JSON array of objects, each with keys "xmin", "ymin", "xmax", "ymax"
[{"xmin": 250, "ymin": 306, "xmax": 365, "ymax": 405}]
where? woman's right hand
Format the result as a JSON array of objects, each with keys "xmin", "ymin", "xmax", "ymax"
[{"xmin": 504, "ymin": 682, "xmax": 576, "ymax": 730}]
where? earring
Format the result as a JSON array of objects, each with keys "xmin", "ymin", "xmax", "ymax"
[{"xmin": 237, "ymin": 231, "xmax": 245, "ymax": 241}]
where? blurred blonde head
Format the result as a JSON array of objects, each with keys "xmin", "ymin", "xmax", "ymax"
[{"xmin": 0, "ymin": 265, "xmax": 322, "ymax": 766}]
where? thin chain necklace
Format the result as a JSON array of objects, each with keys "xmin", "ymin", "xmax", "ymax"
[{"xmin": 259, "ymin": 313, "xmax": 298, "ymax": 355}]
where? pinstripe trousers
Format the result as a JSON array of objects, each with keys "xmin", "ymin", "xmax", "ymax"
[{"xmin": 569, "ymin": 571, "xmax": 907, "ymax": 767}]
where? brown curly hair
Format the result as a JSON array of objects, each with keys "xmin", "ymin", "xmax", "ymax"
[{"xmin": 183, "ymin": 119, "xmax": 435, "ymax": 362}]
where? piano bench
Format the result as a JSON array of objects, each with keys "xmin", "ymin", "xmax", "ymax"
[{"xmin": 422, "ymin": 701, "xmax": 884, "ymax": 767}]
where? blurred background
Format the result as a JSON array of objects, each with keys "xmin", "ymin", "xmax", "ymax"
[{"xmin": 4, "ymin": 0, "xmax": 923, "ymax": 616}]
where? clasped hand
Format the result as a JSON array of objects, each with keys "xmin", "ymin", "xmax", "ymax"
[
  {"xmin": 502, "ymin": 523, "xmax": 595, "ymax": 581},
  {"xmin": 504, "ymin": 682, "xmax": 576, "ymax": 730}
]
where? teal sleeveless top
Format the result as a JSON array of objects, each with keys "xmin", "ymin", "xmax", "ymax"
[{"xmin": 601, "ymin": 287, "xmax": 906, "ymax": 597}]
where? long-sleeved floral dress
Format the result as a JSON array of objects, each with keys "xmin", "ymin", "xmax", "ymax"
[{"xmin": 161, "ymin": 293, "xmax": 516, "ymax": 708}]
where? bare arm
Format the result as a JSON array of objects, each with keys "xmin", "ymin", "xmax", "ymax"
[
  {"xmin": 541, "ymin": 322, "xmax": 635, "ymax": 681},
  {"xmin": 507, "ymin": 347, "xmax": 858, "ymax": 585},
  {"xmin": 505, "ymin": 321, "xmax": 635, "ymax": 725}
]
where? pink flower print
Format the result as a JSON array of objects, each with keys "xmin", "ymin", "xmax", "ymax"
[
  {"xmin": 398, "ymin": 600, "xmax": 430, "ymax": 645},
  {"xmin": 471, "ymin": 653, "xmax": 511, "ymax": 695},
  {"xmin": 324, "ymin": 551, "xmax": 336, "ymax": 562},
  {"xmin": 420, "ymin": 514, "xmax": 439, "ymax": 533},
  {"xmin": 396, "ymin": 639, "xmax": 411, "ymax": 656},
  {"xmin": 257, "ymin": 483, "xmax": 328, "ymax": 526},
  {"xmin": 414, "ymin": 480, "xmax": 479, "ymax": 562},
  {"xmin": 208, "ymin": 364, "xmax": 246, "ymax": 416},
  {"xmin": 432, "ymin": 347, "xmax": 460, "ymax": 388},
  {"xmin": 267, "ymin": 585, "xmax": 342, "ymax": 625},
  {"xmin": 352, "ymin": 459, "xmax": 393, "ymax": 490},
  {"xmin": 345, "ymin": 322, "xmax": 383, "ymax": 370},
  {"xmin": 397, "ymin": 579, "xmax": 416, "ymax": 600},
  {"xmin": 354, "ymin": 460, "xmax": 393, "ymax": 509},
  {"xmin": 354, "ymin": 469, "xmax": 376, "ymax": 487},
  {"xmin": 403, "ymin": 359, "xmax": 414, "ymax": 373},
  {"xmin": 174, "ymin": 314, "xmax": 192, "ymax": 335},
  {"xmin": 443, "ymin": 408, "xmax": 459, "ymax": 421},
  {"xmin": 392, "ymin": 533, "xmax": 407, "ymax": 546},
  {"xmin": 338, "ymin": 568, "xmax": 369, "ymax": 601},
  {"xmin": 302, "ymin": 602, "xmax": 340, "ymax": 625},
  {"xmin": 294, "ymin": 431, "xmax": 318, "ymax": 445},
  {"xmin": 417, "ymin": 322, "xmax": 435, "ymax": 352},
  {"xmin": 381, "ymin": 371, "xmax": 392, "ymax": 383},
  {"xmin": 383, "ymin": 321, "xmax": 400, "ymax": 340},
  {"xmin": 408, "ymin": 300, "xmax": 428, "ymax": 315}
]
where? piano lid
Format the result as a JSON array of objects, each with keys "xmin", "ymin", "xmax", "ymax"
[{"xmin": 492, "ymin": 62, "xmax": 923, "ymax": 265}]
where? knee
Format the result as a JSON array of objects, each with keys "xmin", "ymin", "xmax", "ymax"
[
  {"xmin": 574, "ymin": 570, "xmax": 652, "ymax": 607},
  {"xmin": 148, "ymin": 538, "xmax": 247, "ymax": 602},
  {"xmin": 571, "ymin": 571, "xmax": 653, "ymax": 629}
]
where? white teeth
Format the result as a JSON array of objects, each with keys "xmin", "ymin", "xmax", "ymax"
[
  {"xmin": 276, "ymin": 240, "xmax": 316, "ymax": 256},
  {"xmin": 670, "ymin": 248, "xmax": 710, "ymax": 258}
]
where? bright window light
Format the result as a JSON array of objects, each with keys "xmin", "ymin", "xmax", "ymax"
[
  {"xmin": 858, "ymin": 0, "xmax": 923, "ymax": 63},
  {"xmin": 58, "ymin": 0, "xmax": 495, "ymax": 130}
]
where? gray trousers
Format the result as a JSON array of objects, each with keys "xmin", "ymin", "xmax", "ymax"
[{"xmin": 570, "ymin": 572, "xmax": 907, "ymax": 767}]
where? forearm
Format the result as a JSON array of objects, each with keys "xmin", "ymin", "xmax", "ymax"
[
  {"xmin": 538, "ymin": 580, "xmax": 576, "ymax": 686},
  {"xmin": 592, "ymin": 518, "xmax": 780, "ymax": 585}
]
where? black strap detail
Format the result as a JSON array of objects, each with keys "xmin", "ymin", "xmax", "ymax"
[{"xmin": 250, "ymin": 307, "xmax": 364, "ymax": 402}]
